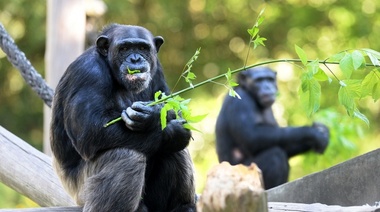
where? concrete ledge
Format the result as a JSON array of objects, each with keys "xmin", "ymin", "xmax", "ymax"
[{"xmin": 267, "ymin": 148, "xmax": 380, "ymax": 206}]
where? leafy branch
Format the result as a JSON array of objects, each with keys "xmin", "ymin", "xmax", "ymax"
[
  {"xmin": 105, "ymin": 8, "xmax": 380, "ymax": 129},
  {"xmin": 295, "ymin": 45, "xmax": 380, "ymax": 125}
]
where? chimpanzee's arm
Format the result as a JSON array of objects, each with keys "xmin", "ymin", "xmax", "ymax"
[
  {"xmin": 225, "ymin": 90, "xmax": 326, "ymax": 157},
  {"xmin": 239, "ymin": 124, "xmax": 320, "ymax": 157}
]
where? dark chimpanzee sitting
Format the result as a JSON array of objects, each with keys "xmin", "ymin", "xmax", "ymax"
[
  {"xmin": 50, "ymin": 24, "xmax": 196, "ymax": 212},
  {"xmin": 215, "ymin": 67, "xmax": 329, "ymax": 189}
]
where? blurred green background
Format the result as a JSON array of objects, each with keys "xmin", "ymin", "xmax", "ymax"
[{"xmin": 0, "ymin": 0, "xmax": 379, "ymax": 208}]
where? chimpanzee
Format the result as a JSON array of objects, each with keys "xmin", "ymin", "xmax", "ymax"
[
  {"xmin": 50, "ymin": 24, "xmax": 196, "ymax": 212},
  {"xmin": 215, "ymin": 67, "xmax": 329, "ymax": 189}
]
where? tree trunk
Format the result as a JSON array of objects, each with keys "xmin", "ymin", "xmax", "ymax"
[{"xmin": 197, "ymin": 162, "xmax": 267, "ymax": 212}]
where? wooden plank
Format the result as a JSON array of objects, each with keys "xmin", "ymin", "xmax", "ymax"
[
  {"xmin": 0, "ymin": 126, "xmax": 75, "ymax": 207},
  {"xmin": 268, "ymin": 202, "xmax": 380, "ymax": 212},
  {"xmin": 268, "ymin": 148, "xmax": 380, "ymax": 206}
]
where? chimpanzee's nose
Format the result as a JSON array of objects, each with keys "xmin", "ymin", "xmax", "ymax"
[{"xmin": 128, "ymin": 53, "xmax": 142, "ymax": 63}]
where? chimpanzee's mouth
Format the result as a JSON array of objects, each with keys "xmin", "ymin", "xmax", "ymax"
[
  {"xmin": 124, "ymin": 68, "xmax": 149, "ymax": 81},
  {"xmin": 125, "ymin": 66, "xmax": 147, "ymax": 75},
  {"xmin": 125, "ymin": 71, "xmax": 147, "ymax": 80}
]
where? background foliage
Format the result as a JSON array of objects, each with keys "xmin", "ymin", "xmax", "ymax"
[{"xmin": 0, "ymin": 0, "xmax": 379, "ymax": 208}]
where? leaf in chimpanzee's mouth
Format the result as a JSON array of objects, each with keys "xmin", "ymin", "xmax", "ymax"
[{"xmin": 127, "ymin": 68, "xmax": 141, "ymax": 74}]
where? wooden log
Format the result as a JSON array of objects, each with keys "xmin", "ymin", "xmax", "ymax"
[{"xmin": 0, "ymin": 126, "xmax": 75, "ymax": 207}]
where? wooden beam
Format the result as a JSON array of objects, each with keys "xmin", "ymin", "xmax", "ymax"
[
  {"xmin": 0, "ymin": 202, "xmax": 379, "ymax": 212},
  {"xmin": 44, "ymin": 0, "xmax": 86, "ymax": 155},
  {"xmin": 0, "ymin": 126, "xmax": 75, "ymax": 207},
  {"xmin": 267, "ymin": 202, "xmax": 380, "ymax": 212}
]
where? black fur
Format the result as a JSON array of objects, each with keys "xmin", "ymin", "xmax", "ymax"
[{"xmin": 51, "ymin": 24, "xmax": 195, "ymax": 212}]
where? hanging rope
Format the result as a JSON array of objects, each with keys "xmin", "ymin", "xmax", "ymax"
[{"xmin": 0, "ymin": 23, "xmax": 54, "ymax": 107}]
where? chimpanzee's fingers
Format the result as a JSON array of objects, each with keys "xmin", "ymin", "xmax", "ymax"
[{"xmin": 121, "ymin": 109, "xmax": 145, "ymax": 131}]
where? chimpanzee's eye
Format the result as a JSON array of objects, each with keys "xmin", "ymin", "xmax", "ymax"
[{"xmin": 140, "ymin": 46, "xmax": 145, "ymax": 50}]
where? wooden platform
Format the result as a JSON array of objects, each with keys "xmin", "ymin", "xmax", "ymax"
[{"xmin": 1, "ymin": 202, "xmax": 379, "ymax": 212}]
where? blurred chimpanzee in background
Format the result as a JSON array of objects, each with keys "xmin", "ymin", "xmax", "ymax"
[{"xmin": 215, "ymin": 67, "xmax": 329, "ymax": 189}]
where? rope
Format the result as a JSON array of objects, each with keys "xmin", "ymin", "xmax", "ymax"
[{"xmin": 0, "ymin": 23, "xmax": 54, "ymax": 107}]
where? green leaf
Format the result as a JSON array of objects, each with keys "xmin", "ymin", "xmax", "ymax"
[
  {"xmin": 295, "ymin": 45, "xmax": 308, "ymax": 66},
  {"xmin": 338, "ymin": 79, "xmax": 370, "ymax": 125},
  {"xmin": 253, "ymin": 35, "xmax": 267, "ymax": 49},
  {"xmin": 183, "ymin": 123, "xmax": 202, "ymax": 133},
  {"xmin": 361, "ymin": 70, "xmax": 378, "ymax": 97},
  {"xmin": 185, "ymin": 71, "xmax": 196, "ymax": 88},
  {"xmin": 351, "ymin": 50, "xmax": 365, "ymax": 70},
  {"xmin": 228, "ymin": 88, "xmax": 241, "ymax": 99},
  {"xmin": 127, "ymin": 68, "xmax": 141, "ymax": 74},
  {"xmin": 185, "ymin": 48, "xmax": 201, "ymax": 67},
  {"xmin": 160, "ymin": 104, "xmax": 169, "ymax": 130},
  {"xmin": 154, "ymin": 90, "xmax": 163, "ymax": 102},
  {"xmin": 185, "ymin": 113, "xmax": 208, "ymax": 123},
  {"xmin": 225, "ymin": 68, "xmax": 241, "ymax": 99},
  {"xmin": 329, "ymin": 52, "xmax": 345, "ymax": 62},
  {"xmin": 300, "ymin": 76, "xmax": 321, "ymax": 116},
  {"xmin": 367, "ymin": 52, "xmax": 380, "ymax": 66},
  {"xmin": 338, "ymin": 86, "xmax": 355, "ymax": 116},
  {"xmin": 181, "ymin": 48, "xmax": 201, "ymax": 88},
  {"xmin": 307, "ymin": 59, "xmax": 320, "ymax": 74},
  {"xmin": 247, "ymin": 27, "xmax": 259, "ymax": 38},
  {"xmin": 339, "ymin": 53, "xmax": 354, "ymax": 79},
  {"xmin": 353, "ymin": 109, "xmax": 369, "ymax": 126},
  {"xmin": 313, "ymin": 68, "xmax": 330, "ymax": 82},
  {"xmin": 361, "ymin": 48, "xmax": 380, "ymax": 66},
  {"xmin": 257, "ymin": 8, "xmax": 266, "ymax": 23},
  {"xmin": 257, "ymin": 15, "xmax": 265, "ymax": 26},
  {"xmin": 373, "ymin": 83, "xmax": 380, "ymax": 101},
  {"xmin": 229, "ymin": 81, "xmax": 239, "ymax": 87},
  {"xmin": 338, "ymin": 80, "xmax": 362, "ymax": 116},
  {"xmin": 362, "ymin": 48, "xmax": 380, "ymax": 57},
  {"xmin": 225, "ymin": 68, "xmax": 232, "ymax": 80},
  {"xmin": 186, "ymin": 72, "xmax": 196, "ymax": 80}
]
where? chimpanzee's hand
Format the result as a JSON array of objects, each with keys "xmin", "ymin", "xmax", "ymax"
[
  {"xmin": 311, "ymin": 122, "xmax": 329, "ymax": 154},
  {"xmin": 161, "ymin": 117, "xmax": 192, "ymax": 153},
  {"xmin": 121, "ymin": 101, "xmax": 161, "ymax": 131}
]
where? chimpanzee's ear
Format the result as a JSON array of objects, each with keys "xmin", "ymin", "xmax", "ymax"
[
  {"xmin": 96, "ymin": 35, "xmax": 109, "ymax": 56},
  {"xmin": 153, "ymin": 36, "xmax": 164, "ymax": 53}
]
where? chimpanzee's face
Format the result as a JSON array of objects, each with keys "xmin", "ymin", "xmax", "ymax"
[
  {"xmin": 239, "ymin": 68, "xmax": 277, "ymax": 108},
  {"xmin": 96, "ymin": 25, "xmax": 164, "ymax": 93}
]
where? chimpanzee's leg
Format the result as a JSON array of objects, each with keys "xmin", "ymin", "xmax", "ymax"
[
  {"xmin": 79, "ymin": 148, "xmax": 147, "ymax": 212},
  {"xmin": 243, "ymin": 147, "xmax": 289, "ymax": 189},
  {"xmin": 143, "ymin": 149, "xmax": 196, "ymax": 211}
]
